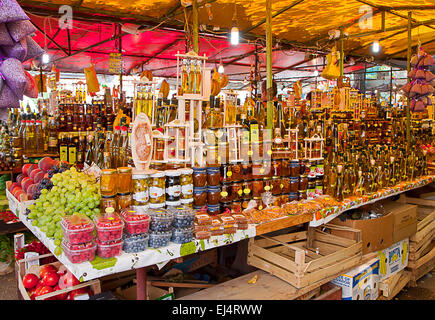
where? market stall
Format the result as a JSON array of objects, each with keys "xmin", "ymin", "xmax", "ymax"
[{"xmin": 0, "ymin": 0, "xmax": 434, "ymax": 301}]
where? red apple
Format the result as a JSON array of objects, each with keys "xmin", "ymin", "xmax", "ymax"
[
  {"xmin": 22, "ymin": 273, "xmax": 39, "ymax": 289},
  {"xmin": 41, "ymin": 272, "xmax": 60, "ymax": 287},
  {"xmin": 39, "ymin": 264, "xmax": 58, "ymax": 278}
]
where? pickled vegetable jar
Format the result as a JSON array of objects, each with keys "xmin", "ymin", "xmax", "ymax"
[
  {"xmin": 149, "ymin": 171, "xmax": 166, "ymax": 204},
  {"xmin": 165, "ymin": 170, "xmax": 181, "ymax": 202},
  {"xmin": 132, "ymin": 171, "xmax": 149, "ymax": 206}
]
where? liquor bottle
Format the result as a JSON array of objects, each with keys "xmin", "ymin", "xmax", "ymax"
[
  {"xmin": 204, "ymin": 97, "xmax": 223, "ymax": 128},
  {"xmin": 354, "ymin": 170, "xmax": 366, "ymax": 197},
  {"xmin": 188, "ymin": 60, "xmax": 195, "ymax": 94},
  {"xmin": 35, "ymin": 119, "xmax": 44, "ymax": 153},
  {"xmin": 48, "ymin": 117, "xmax": 58, "ymax": 153},
  {"xmin": 247, "ymin": 101, "xmax": 259, "ymax": 144},
  {"xmin": 376, "ymin": 165, "xmax": 385, "ymax": 190},
  {"xmin": 117, "ymin": 126, "xmax": 128, "ymax": 167},
  {"xmin": 111, "ymin": 125, "xmax": 120, "ymax": 168},
  {"xmin": 59, "ymin": 133, "xmax": 68, "ymax": 163},
  {"xmin": 25, "ymin": 118, "xmax": 36, "ymax": 154},
  {"xmin": 181, "ymin": 59, "xmax": 188, "ymax": 95},
  {"xmin": 388, "ymin": 156, "xmax": 396, "ymax": 187},
  {"xmin": 399, "ymin": 147, "xmax": 407, "ymax": 182},
  {"xmin": 77, "ymin": 133, "xmax": 86, "ymax": 167},
  {"xmin": 126, "ymin": 123, "xmax": 134, "ymax": 167},
  {"xmin": 195, "ymin": 60, "xmax": 202, "ymax": 95},
  {"xmin": 327, "ymin": 153, "xmax": 337, "ymax": 197},
  {"xmin": 103, "ymin": 129, "xmax": 112, "ymax": 169},
  {"xmin": 335, "ymin": 164, "xmax": 344, "ymax": 202},
  {"xmin": 367, "ymin": 159, "xmax": 377, "ymax": 193},
  {"xmin": 18, "ymin": 115, "xmax": 26, "ymax": 150},
  {"xmin": 225, "ymin": 97, "xmax": 236, "ymax": 125},
  {"xmin": 342, "ymin": 162, "xmax": 352, "ymax": 198},
  {"xmin": 68, "ymin": 133, "xmax": 77, "ymax": 165},
  {"xmin": 84, "ymin": 133, "xmax": 95, "ymax": 166},
  {"xmin": 96, "ymin": 132, "xmax": 105, "ymax": 169}
]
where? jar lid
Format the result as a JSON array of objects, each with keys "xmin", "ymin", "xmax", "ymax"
[
  {"xmin": 101, "ymin": 169, "xmax": 117, "ymax": 175},
  {"xmin": 150, "ymin": 171, "xmax": 165, "ymax": 178},
  {"xmin": 117, "ymin": 167, "xmax": 132, "ymax": 173},
  {"xmin": 193, "ymin": 187, "xmax": 206, "ymax": 192},
  {"xmin": 289, "ymin": 192, "xmax": 298, "ymax": 195},
  {"xmin": 207, "ymin": 204, "xmax": 220, "ymax": 209},
  {"xmin": 178, "ymin": 167, "xmax": 193, "ymax": 175},
  {"xmin": 118, "ymin": 192, "xmax": 131, "ymax": 197},
  {"xmin": 206, "ymin": 167, "xmax": 220, "ymax": 172},
  {"xmin": 181, "ymin": 198, "xmax": 194, "ymax": 204},
  {"xmin": 192, "ymin": 167, "xmax": 207, "ymax": 172},
  {"xmin": 165, "ymin": 169, "xmax": 181, "ymax": 177},
  {"xmin": 149, "ymin": 202, "xmax": 165, "ymax": 209},
  {"xmin": 101, "ymin": 195, "xmax": 117, "ymax": 199},
  {"xmin": 207, "ymin": 186, "xmax": 221, "ymax": 191},
  {"xmin": 271, "ymin": 176, "xmax": 281, "ymax": 179}
]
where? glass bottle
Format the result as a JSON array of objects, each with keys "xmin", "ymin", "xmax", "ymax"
[
  {"xmin": 388, "ymin": 156, "xmax": 396, "ymax": 187},
  {"xmin": 111, "ymin": 126, "xmax": 120, "ymax": 168},
  {"xmin": 342, "ymin": 163, "xmax": 352, "ymax": 198},
  {"xmin": 25, "ymin": 118, "xmax": 36, "ymax": 154},
  {"xmin": 181, "ymin": 59, "xmax": 188, "ymax": 95},
  {"xmin": 48, "ymin": 116, "xmax": 58, "ymax": 153},
  {"xmin": 335, "ymin": 164, "xmax": 344, "ymax": 202},
  {"xmin": 103, "ymin": 130, "xmax": 112, "ymax": 169},
  {"xmin": 59, "ymin": 133, "xmax": 68, "ymax": 163},
  {"xmin": 84, "ymin": 133, "xmax": 95, "ymax": 166},
  {"xmin": 354, "ymin": 170, "xmax": 366, "ymax": 197},
  {"xmin": 195, "ymin": 60, "xmax": 202, "ymax": 95},
  {"xmin": 77, "ymin": 133, "xmax": 86, "ymax": 167},
  {"xmin": 67, "ymin": 133, "xmax": 77, "ymax": 165}
]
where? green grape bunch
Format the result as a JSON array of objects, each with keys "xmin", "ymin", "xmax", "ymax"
[{"xmin": 26, "ymin": 167, "xmax": 101, "ymax": 255}]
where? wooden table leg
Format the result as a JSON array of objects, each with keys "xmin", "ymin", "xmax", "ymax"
[{"xmin": 136, "ymin": 267, "xmax": 147, "ymax": 300}]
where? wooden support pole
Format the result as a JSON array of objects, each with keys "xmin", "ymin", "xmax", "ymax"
[
  {"xmin": 340, "ymin": 27, "xmax": 344, "ymax": 77},
  {"xmin": 193, "ymin": 0, "xmax": 199, "ymax": 54},
  {"xmin": 389, "ymin": 66, "xmax": 393, "ymax": 105},
  {"xmin": 266, "ymin": 0, "xmax": 273, "ymax": 130},
  {"xmin": 406, "ymin": 12, "xmax": 412, "ymax": 148}
]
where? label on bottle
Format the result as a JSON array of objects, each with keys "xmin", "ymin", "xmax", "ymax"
[
  {"xmin": 250, "ymin": 124, "xmax": 259, "ymax": 143},
  {"xmin": 59, "ymin": 146, "xmax": 68, "ymax": 162},
  {"xmin": 242, "ymin": 131, "xmax": 250, "ymax": 144},
  {"xmin": 68, "ymin": 146, "xmax": 77, "ymax": 164}
]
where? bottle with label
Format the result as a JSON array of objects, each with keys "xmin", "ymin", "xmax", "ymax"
[
  {"xmin": 195, "ymin": 60, "xmax": 202, "ymax": 95},
  {"xmin": 48, "ymin": 117, "xmax": 58, "ymax": 153},
  {"xmin": 35, "ymin": 119, "xmax": 44, "ymax": 153},
  {"xmin": 25, "ymin": 118, "xmax": 36, "ymax": 154},
  {"xmin": 353, "ymin": 170, "xmax": 366, "ymax": 197},
  {"xmin": 111, "ymin": 126, "xmax": 120, "ymax": 168},
  {"xmin": 247, "ymin": 101, "xmax": 259, "ymax": 144},
  {"xmin": 77, "ymin": 133, "xmax": 86, "ymax": 167},
  {"xmin": 68, "ymin": 133, "xmax": 77, "ymax": 165},
  {"xmin": 84, "ymin": 133, "xmax": 95, "ymax": 166},
  {"xmin": 335, "ymin": 164, "xmax": 344, "ymax": 202},
  {"xmin": 103, "ymin": 130, "xmax": 112, "ymax": 169},
  {"xmin": 59, "ymin": 133, "xmax": 68, "ymax": 163}
]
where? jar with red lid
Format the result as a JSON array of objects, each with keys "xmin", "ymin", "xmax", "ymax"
[
  {"xmin": 289, "ymin": 176, "xmax": 299, "ymax": 192},
  {"xmin": 207, "ymin": 167, "xmax": 221, "ymax": 186},
  {"xmin": 219, "ymin": 183, "xmax": 232, "ymax": 203},
  {"xmin": 280, "ymin": 177, "xmax": 291, "ymax": 194},
  {"xmin": 271, "ymin": 176, "xmax": 282, "ymax": 195},
  {"xmin": 220, "ymin": 163, "xmax": 233, "ymax": 184},
  {"xmin": 193, "ymin": 187, "xmax": 207, "ymax": 207},
  {"xmin": 251, "ymin": 179, "xmax": 264, "ymax": 197},
  {"xmin": 289, "ymin": 160, "xmax": 300, "ymax": 177},
  {"xmin": 230, "ymin": 181, "xmax": 243, "ymax": 201},
  {"xmin": 207, "ymin": 186, "xmax": 221, "ymax": 205},
  {"xmin": 271, "ymin": 159, "xmax": 282, "ymax": 177},
  {"xmin": 281, "ymin": 158, "xmax": 291, "ymax": 177},
  {"xmin": 241, "ymin": 161, "xmax": 252, "ymax": 180},
  {"xmin": 192, "ymin": 167, "xmax": 207, "ymax": 187},
  {"xmin": 241, "ymin": 180, "xmax": 253, "ymax": 199},
  {"xmin": 299, "ymin": 174, "xmax": 308, "ymax": 191},
  {"xmin": 230, "ymin": 161, "xmax": 243, "ymax": 181}
]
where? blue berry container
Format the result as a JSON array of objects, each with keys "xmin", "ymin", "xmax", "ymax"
[
  {"xmin": 122, "ymin": 233, "xmax": 149, "ymax": 253},
  {"xmin": 171, "ymin": 227, "xmax": 194, "ymax": 244},
  {"xmin": 148, "ymin": 208, "xmax": 174, "ymax": 232},
  {"xmin": 148, "ymin": 230, "xmax": 172, "ymax": 248},
  {"xmin": 167, "ymin": 205, "xmax": 195, "ymax": 229}
]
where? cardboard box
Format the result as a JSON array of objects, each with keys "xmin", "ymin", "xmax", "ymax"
[
  {"xmin": 331, "ymin": 211, "xmax": 394, "ymax": 255},
  {"xmin": 331, "ymin": 258, "xmax": 380, "ymax": 300},
  {"xmin": 383, "ymin": 201, "xmax": 417, "ymax": 243},
  {"xmin": 377, "ymin": 238, "xmax": 409, "ymax": 281}
]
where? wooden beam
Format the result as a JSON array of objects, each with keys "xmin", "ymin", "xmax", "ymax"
[
  {"xmin": 243, "ymin": 0, "xmax": 305, "ymax": 33},
  {"xmin": 266, "ymin": 0, "xmax": 273, "ymax": 130},
  {"xmin": 388, "ymin": 37, "xmax": 435, "ymax": 57}
]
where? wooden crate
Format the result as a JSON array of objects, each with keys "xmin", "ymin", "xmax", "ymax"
[
  {"xmin": 247, "ymin": 224, "xmax": 363, "ymax": 289},
  {"xmin": 378, "ymin": 270, "xmax": 411, "ymax": 300},
  {"xmin": 313, "ymin": 283, "xmax": 342, "ymax": 300},
  {"xmin": 5, "ymin": 181, "xmax": 34, "ymax": 217},
  {"xmin": 402, "ymin": 197, "xmax": 435, "ymax": 286},
  {"xmin": 16, "ymin": 253, "xmax": 101, "ymax": 300}
]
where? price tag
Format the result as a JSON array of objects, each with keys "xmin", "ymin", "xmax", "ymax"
[{"xmin": 24, "ymin": 252, "xmax": 40, "ymax": 271}]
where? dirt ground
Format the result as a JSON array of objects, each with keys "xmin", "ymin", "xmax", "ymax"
[{"xmin": 1, "ymin": 268, "xmax": 433, "ymax": 300}]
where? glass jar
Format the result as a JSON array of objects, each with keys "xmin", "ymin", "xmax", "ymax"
[
  {"xmin": 206, "ymin": 146, "xmax": 219, "ymax": 167},
  {"xmin": 316, "ymin": 160, "xmax": 324, "ymax": 176},
  {"xmin": 230, "ymin": 181, "xmax": 243, "ymax": 201},
  {"xmin": 309, "ymin": 161, "xmax": 317, "ymax": 177},
  {"xmin": 242, "ymin": 180, "xmax": 253, "ymax": 199},
  {"xmin": 241, "ymin": 161, "xmax": 252, "ymax": 180},
  {"xmin": 192, "ymin": 167, "xmax": 207, "ymax": 187},
  {"xmin": 178, "ymin": 168, "xmax": 193, "ymax": 200},
  {"xmin": 280, "ymin": 193, "xmax": 290, "ymax": 204},
  {"xmin": 289, "ymin": 160, "xmax": 300, "ymax": 177},
  {"xmin": 289, "ymin": 176, "xmax": 299, "ymax": 192},
  {"xmin": 300, "ymin": 159, "xmax": 308, "ymax": 175},
  {"xmin": 252, "ymin": 179, "xmax": 264, "ymax": 197},
  {"xmin": 100, "ymin": 169, "xmax": 118, "ymax": 197},
  {"xmin": 220, "ymin": 163, "xmax": 233, "ymax": 184},
  {"xmin": 207, "ymin": 167, "xmax": 221, "ymax": 186},
  {"xmin": 262, "ymin": 160, "xmax": 272, "ymax": 178},
  {"xmin": 207, "ymin": 186, "xmax": 221, "ymax": 205},
  {"xmin": 181, "ymin": 198, "xmax": 194, "ymax": 209},
  {"xmin": 100, "ymin": 195, "xmax": 118, "ymax": 212},
  {"xmin": 307, "ymin": 176, "xmax": 317, "ymax": 200},
  {"xmin": 149, "ymin": 171, "xmax": 166, "ymax": 204},
  {"xmin": 298, "ymin": 190, "xmax": 307, "ymax": 200},
  {"xmin": 228, "ymin": 161, "xmax": 241, "ymax": 181},
  {"xmin": 271, "ymin": 159, "xmax": 282, "ymax": 177},
  {"xmin": 271, "ymin": 176, "xmax": 282, "ymax": 195},
  {"xmin": 315, "ymin": 178, "xmax": 323, "ymax": 197},
  {"xmin": 263, "ymin": 177, "xmax": 272, "ymax": 193},
  {"xmin": 231, "ymin": 201, "xmax": 242, "ymax": 214},
  {"xmin": 251, "ymin": 161, "xmax": 264, "ymax": 179},
  {"xmin": 299, "ymin": 174, "xmax": 308, "ymax": 191},
  {"xmin": 288, "ymin": 192, "xmax": 298, "ymax": 202},
  {"xmin": 220, "ymin": 183, "xmax": 232, "ymax": 203},
  {"xmin": 118, "ymin": 193, "xmax": 132, "ymax": 210},
  {"xmin": 193, "ymin": 187, "xmax": 207, "ymax": 207},
  {"xmin": 220, "ymin": 202, "xmax": 232, "ymax": 214},
  {"xmin": 280, "ymin": 176, "xmax": 291, "ymax": 194},
  {"xmin": 132, "ymin": 171, "xmax": 149, "ymax": 206},
  {"xmin": 242, "ymin": 199, "xmax": 250, "ymax": 210},
  {"xmin": 117, "ymin": 167, "xmax": 132, "ymax": 194},
  {"xmin": 165, "ymin": 170, "xmax": 181, "ymax": 202},
  {"xmin": 252, "ymin": 197, "xmax": 265, "ymax": 210},
  {"xmin": 281, "ymin": 158, "xmax": 291, "ymax": 177},
  {"xmin": 207, "ymin": 204, "xmax": 221, "ymax": 216}
]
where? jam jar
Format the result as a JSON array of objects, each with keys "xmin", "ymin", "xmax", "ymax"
[
  {"xmin": 289, "ymin": 176, "xmax": 299, "ymax": 192},
  {"xmin": 263, "ymin": 177, "xmax": 273, "ymax": 193},
  {"xmin": 289, "ymin": 160, "xmax": 300, "ymax": 177},
  {"xmin": 241, "ymin": 161, "xmax": 252, "ymax": 180},
  {"xmin": 207, "ymin": 167, "xmax": 221, "ymax": 186},
  {"xmin": 220, "ymin": 183, "xmax": 232, "ymax": 203},
  {"xmin": 230, "ymin": 181, "xmax": 243, "ymax": 201},
  {"xmin": 207, "ymin": 186, "xmax": 221, "ymax": 205},
  {"xmin": 251, "ymin": 161, "xmax": 264, "ymax": 179},
  {"xmin": 100, "ymin": 169, "xmax": 118, "ymax": 196},
  {"xmin": 251, "ymin": 179, "xmax": 264, "ymax": 197},
  {"xmin": 178, "ymin": 167, "xmax": 193, "ymax": 200},
  {"xmin": 149, "ymin": 171, "xmax": 166, "ymax": 204},
  {"xmin": 207, "ymin": 204, "xmax": 221, "ymax": 216},
  {"xmin": 281, "ymin": 158, "xmax": 291, "ymax": 177},
  {"xmin": 315, "ymin": 178, "xmax": 323, "ymax": 197},
  {"xmin": 299, "ymin": 174, "xmax": 308, "ymax": 191},
  {"xmin": 220, "ymin": 163, "xmax": 233, "ymax": 184},
  {"xmin": 262, "ymin": 160, "xmax": 272, "ymax": 178},
  {"xmin": 252, "ymin": 197, "xmax": 265, "ymax": 210},
  {"xmin": 288, "ymin": 192, "xmax": 298, "ymax": 202},
  {"xmin": 117, "ymin": 167, "xmax": 132, "ymax": 194},
  {"xmin": 230, "ymin": 161, "xmax": 243, "ymax": 182},
  {"xmin": 307, "ymin": 176, "xmax": 317, "ymax": 200},
  {"xmin": 280, "ymin": 177, "xmax": 291, "ymax": 194},
  {"xmin": 193, "ymin": 187, "xmax": 207, "ymax": 207},
  {"xmin": 242, "ymin": 180, "xmax": 253, "ymax": 199},
  {"xmin": 299, "ymin": 159, "xmax": 308, "ymax": 175},
  {"xmin": 192, "ymin": 167, "xmax": 207, "ymax": 187},
  {"xmin": 271, "ymin": 176, "xmax": 282, "ymax": 195},
  {"xmin": 298, "ymin": 190, "xmax": 307, "ymax": 200},
  {"xmin": 100, "ymin": 195, "xmax": 118, "ymax": 213},
  {"xmin": 165, "ymin": 170, "xmax": 181, "ymax": 202},
  {"xmin": 132, "ymin": 170, "xmax": 149, "ymax": 206},
  {"xmin": 118, "ymin": 193, "xmax": 132, "ymax": 210},
  {"xmin": 271, "ymin": 159, "xmax": 282, "ymax": 177}
]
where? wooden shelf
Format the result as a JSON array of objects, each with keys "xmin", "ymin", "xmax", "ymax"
[{"xmin": 255, "ymin": 213, "xmax": 313, "ymax": 235}]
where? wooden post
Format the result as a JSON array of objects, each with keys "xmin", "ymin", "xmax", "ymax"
[
  {"xmin": 266, "ymin": 0, "xmax": 273, "ymax": 130},
  {"xmin": 340, "ymin": 27, "xmax": 344, "ymax": 77},
  {"xmin": 193, "ymin": 0, "xmax": 199, "ymax": 54},
  {"xmin": 406, "ymin": 12, "xmax": 412, "ymax": 147},
  {"xmin": 136, "ymin": 267, "xmax": 147, "ymax": 300},
  {"xmin": 389, "ymin": 66, "xmax": 393, "ymax": 105}
]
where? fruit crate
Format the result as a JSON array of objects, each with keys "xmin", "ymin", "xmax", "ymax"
[
  {"xmin": 5, "ymin": 181, "xmax": 34, "ymax": 217},
  {"xmin": 16, "ymin": 253, "xmax": 101, "ymax": 300},
  {"xmin": 401, "ymin": 196, "xmax": 435, "ymax": 286},
  {"xmin": 247, "ymin": 224, "xmax": 363, "ymax": 289}
]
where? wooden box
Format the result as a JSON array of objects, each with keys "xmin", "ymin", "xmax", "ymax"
[
  {"xmin": 16, "ymin": 253, "xmax": 101, "ymax": 300},
  {"xmin": 5, "ymin": 181, "xmax": 34, "ymax": 217},
  {"xmin": 247, "ymin": 224, "xmax": 363, "ymax": 289}
]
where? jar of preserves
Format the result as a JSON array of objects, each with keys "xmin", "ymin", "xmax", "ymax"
[
  {"xmin": 280, "ymin": 193, "xmax": 290, "ymax": 204},
  {"xmin": 251, "ymin": 179, "xmax": 264, "ymax": 197},
  {"xmin": 281, "ymin": 158, "xmax": 291, "ymax": 177},
  {"xmin": 118, "ymin": 193, "xmax": 132, "ymax": 210},
  {"xmin": 316, "ymin": 160, "xmax": 324, "ymax": 176},
  {"xmin": 117, "ymin": 167, "xmax": 132, "ymax": 194},
  {"xmin": 231, "ymin": 201, "xmax": 242, "ymax": 214},
  {"xmin": 308, "ymin": 161, "xmax": 317, "ymax": 177},
  {"xmin": 315, "ymin": 178, "xmax": 323, "ymax": 197},
  {"xmin": 149, "ymin": 171, "xmax": 166, "ymax": 204},
  {"xmin": 207, "ymin": 186, "xmax": 221, "ymax": 205},
  {"xmin": 241, "ymin": 161, "xmax": 252, "ymax": 180},
  {"xmin": 207, "ymin": 204, "xmax": 221, "ymax": 216},
  {"xmin": 299, "ymin": 174, "xmax": 308, "ymax": 191},
  {"xmin": 220, "ymin": 183, "xmax": 232, "ymax": 203},
  {"xmin": 288, "ymin": 192, "xmax": 298, "ymax": 202},
  {"xmin": 241, "ymin": 199, "xmax": 250, "ymax": 210},
  {"xmin": 289, "ymin": 160, "xmax": 300, "ymax": 177},
  {"xmin": 300, "ymin": 159, "xmax": 308, "ymax": 175},
  {"xmin": 132, "ymin": 170, "xmax": 149, "ymax": 206},
  {"xmin": 298, "ymin": 190, "xmax": 307, "ymax": 200},
  {"xmin": 100, "ymin": 169, "xmax": 118, "ymax": 196},
  {"xmin": 271, "ymin": 176, "xmax": 282, "ymax": 195},
  {"xmin": 230, "ymin": 161, "xmax": 243, "ymax": 182},
  {"xmin": 207, "ymin": 167, "xmax": 221, "ymax": 186},
  {"xmin": 165, "ymin": 170, "xmax": 181, "ymax": 202},
  {"xmin": 192, "ymin": 167, "xmax": 207, "ymax": 187},
  {"xmin": 280, "ymin": 176, "xmax": 291, "ymax": 194},
  {"xmin": 242, "ymin": 180, "xmax": 253, "ymax": 199},
  {"xmin": 307, "ymin": 176, "xmax": 317, "ymax": 200},
  {"xmin": 289, "ymin": 176, "xmax": 299, "ymax": 192},
  {"xmin": 252, "ymin": 197, "xmax": 265, "ymax": 210},
  {"xmin": 263, "ymin": 177, "xmax": 272, "ymax": 193},
  {"xmin": 193, "ymin": 187, "xmax": 207, "ymax": 207},
  {"xmin": 220, "ymin": 163, "xmax": 233, "ymax": 184},
  {"xmin": 230, "ymin": 181, "xmax": 243, "ymax": 201},
  {"xmin": 271, "ymin": 159, "xmax": 282, "ymax": 177},
  {"xmin": 100, "ymin": 195, "xmax": 118, "ymax": 212}
]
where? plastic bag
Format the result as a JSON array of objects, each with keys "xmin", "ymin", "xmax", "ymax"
[
  {"xmin": 321, "ymin": 48, "xmax": 340, "ymax": 80},
  {"xmin": 84, "ymin": 63, "xmax": 100, "ymax": 93}
]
